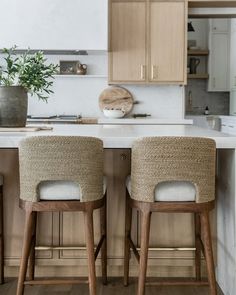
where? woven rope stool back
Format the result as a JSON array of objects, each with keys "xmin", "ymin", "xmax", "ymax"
[
  {"xmin": 131, "ymin": 137, "xmax": 216, "ymax": 203},
  {"xmin": 19, "ymin": 136, "xmax": 104, "ymax": 203}
]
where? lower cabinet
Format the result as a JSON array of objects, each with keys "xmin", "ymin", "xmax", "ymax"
[
  {"xmin": 230, "ymin": 21, "xmax": 236, "ymax": 89},
  {"xmin": 1, "ymin": 149, "xmax": 54, "ymax": 264},
  {"xmin": 59, "ymin": 149, "xmax": 132, "ymax": 262},
  {"xmin": 220, "ymin": 117, "xmax": 236, "ymax": 135},
  {"xmin": 2, "ymin": 148, "xmax": 214, "ymax": 277}
]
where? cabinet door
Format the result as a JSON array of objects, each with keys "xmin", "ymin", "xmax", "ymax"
[
  {"xmin": 211, "ymin": 19, "xmax": 229, "ymax": 33},
  {"xmin": 109, "ymin": 1, "xmax": 146, "ymax": 83},
  {"xmin": 230, "ymin": 31, "xmax": 236, "ymax": 89},
  {"xmin": 149, "ymin": 1, "xmax": 187, "ymax": 84},
  {"xmin": 208, "ymin": 33, "xmax": 229, "ymax": 92},
  {"xmin": 0, "ymin": 150, "xmax": 54, "ymax": 265},
  {"xmin": 221, "ymin": 120, "xmax": 236, "ymax": 135},
  {"xmin": 59, "ymin": 149, "xmax": 131, "ymax": 261},
  {"xmin": 231, "ymin": 19, "xmax": 236, "ymax": 33}
]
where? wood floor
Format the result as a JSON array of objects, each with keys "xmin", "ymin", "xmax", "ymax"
[{"xmin": 0, "ymin": 278, "xmax": 224, "ymax": 295}]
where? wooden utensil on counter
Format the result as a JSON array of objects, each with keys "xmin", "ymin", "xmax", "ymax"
[{"xmin": 99, "ymin": 86, "xmax": 134, "ymax": 116}]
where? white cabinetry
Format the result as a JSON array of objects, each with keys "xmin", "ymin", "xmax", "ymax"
[
  {"xmin": 0, "ymin": 0, "xmax": 108, "ymax": 50},
  {"xmin": 211, "ymin": 19, "xmax": 229, "ymax": 32},
  {"xmin": 186, "ymin": 115, "xmax": 221, "ymax": 131},
  {"xmin": 231, "ymin": 18, "xmax": 236, "ymax": 33},
  {"xmin": 208, "ymin": 19, "xmax": 230, "ymax": 92},
  {"xmin": 220, "ymin": 116, "xmax": 236, "ymax": 135},
  {"xmin": 230, "ymin": 19, "xmax": 236, "ymax": 89}
]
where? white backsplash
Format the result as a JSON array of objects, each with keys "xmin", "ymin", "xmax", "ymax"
[{"xmin": 1, "ymin": 53, "xmax": 185, "ymax": 119}]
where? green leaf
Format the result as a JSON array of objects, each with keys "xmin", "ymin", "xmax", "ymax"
[{"xmin": 0, "ymin": 46, "xmax": 58, "ymax": 101}]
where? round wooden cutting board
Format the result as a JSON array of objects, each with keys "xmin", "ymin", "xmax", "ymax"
[{"xmin": 99, "ymin": 86, "xmax": 134, "ymax": 115}]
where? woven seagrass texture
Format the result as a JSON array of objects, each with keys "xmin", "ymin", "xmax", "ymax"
[
  {"xmin": 131, "ymin": 137, "xmax": 216, "ymax": 203},
  {"xmin": 19, "ymin": 136, "xmax": 104, "ymax": 202}
]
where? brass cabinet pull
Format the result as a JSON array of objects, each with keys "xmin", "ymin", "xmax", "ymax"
[
  {"xmin": 151, "ymin": 65, "xmax": 155, "ymax": 80},
  {"xmin": 140, "ymin": 65, "xmax": 146, "ymax": 80},
  {"xmin": 151, "ymin": 65, "xmax": 158, "ymax": 80}
]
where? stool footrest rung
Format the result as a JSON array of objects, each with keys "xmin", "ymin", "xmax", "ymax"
[
  {"xmin": 146, "ymin": 280, "xmax": 209, "ymax": 286},
  {"xmin": 35, "ymin": 246, "xmax": 87, "ymax": 251},
  {"xmin": 24, "ymin": 279, "xmax": 88, "ymax": 285},
  {"xmin": 35, "ymin": 234, "xmax": 106, "ymax": 260}
]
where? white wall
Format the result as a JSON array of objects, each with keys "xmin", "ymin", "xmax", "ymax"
[
  {"xmin": 0, "ymin": 0, "xmax": 108, "ymax": 50},
  {"xmin": 188, "ymin": 19, "xmax": 208, "ymax": 49},
  {"xmin": 0, "ymin": 52, "xmax": 184, "ymax": 119},
  {"xmin": 188, "ymin": 19, "xmax": 208, "ymax": 74},
  {"xmin": 24, "ymin": 54, "xmax": 185, "ymax": 119}
]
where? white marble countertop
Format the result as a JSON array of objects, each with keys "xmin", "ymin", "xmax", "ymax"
[
  {"xmin": 98, "ymin": 118, "xmax": 193, "ymax": 125},
  {"xmin": 0, "ymin": 124, "xmax": 236, "ymax": 149}
]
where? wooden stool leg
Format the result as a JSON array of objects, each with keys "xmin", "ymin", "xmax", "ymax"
[
  {"xmin": 200, "ymin": 212, "xmax": 217, "ymax": 295},
  {"xmin": 100, "ymin": 195, "xmax": 107, "ymax": 285},
  {"xmin": 194, "ymin": 213, "xmax": 201, "ymax": 281},
  {"xmin": 16, "ymin": 210, "xmax": 35, "ymax": 295},
  {"xmin": 137, "ymin": 209, "xmax": 151, "ymax": 295},
  {"xmin": 28, "ymin": 212, "xmax": 37, "ymax": 281},
  {"xmin": 124, "ymin": 192, "xmax": 132, "ymax": 286},
  {"xmin": 0, "ymin": 186, "xmax": 4, "ymax": 285},
  {"xmin": 84, "ymin": 208, "xmax": 96, "ymax": 295}
]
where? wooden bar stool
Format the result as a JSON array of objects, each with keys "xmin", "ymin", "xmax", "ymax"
[
  {"xmin": 16, "ymin": 136, "xmax": 107, "ymax": 295},
  {"xmin": 124, "ymin": 137, "xmax": 217, "ymax": 295},
  {"xmin": 0, "ymin": 175, "xmax": 4, "ymax": 284}
]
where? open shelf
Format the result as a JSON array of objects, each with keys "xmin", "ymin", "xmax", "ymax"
[
  {"xmin": 188, "ymin": 73, "xmax": 209, "ymax": 79},
  {"xmin": 55, "ymin": 74, "xmax": 107, "ymax": 78},
  {"xmin": 188, "ymin": 49, "xmax": 209, "ymax": 56}
]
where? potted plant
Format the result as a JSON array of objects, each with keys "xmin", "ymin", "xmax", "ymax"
[{"xmin": 0, "ymin": 47, "xmax": 58, "ymax": 127}]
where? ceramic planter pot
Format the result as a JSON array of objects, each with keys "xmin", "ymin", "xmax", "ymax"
[{"xmin": 0, "ymin": 86, "xmax": 28, "ymax": 127}]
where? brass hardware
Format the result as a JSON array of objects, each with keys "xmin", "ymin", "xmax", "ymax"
[
  {"xmin": 140, "ymin": 65, "xmax": 146, "ymax": 80},
  {"xmin": 151, "ymin": 65, "xmax": 155, "ymax": 80},
  {"xmin": 35, "ymin": 246, "xmax": 89, "ymax": 251},
  {"xmin": 137, "ymin": 247, "xmax": 196, "ymax": 251}
]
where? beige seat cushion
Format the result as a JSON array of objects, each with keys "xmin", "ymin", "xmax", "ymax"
[
  {"xmin": 39, "ymin": 178, "xmax": 107, "ymax": 201},
  {"xmin": 126, "ymin": 176, "xmax": 196, "ymax": 202}
]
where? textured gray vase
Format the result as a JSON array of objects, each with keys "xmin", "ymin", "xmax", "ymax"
[{"xmin": 0, "ymin": 86, "xmax": 28, "ymax": 127}]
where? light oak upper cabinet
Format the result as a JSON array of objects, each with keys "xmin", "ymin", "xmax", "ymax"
[
  {"xmin": 109, "ymin": 1, "xmax": 147, "ymax": 82},
  {"xmin": 109, "ymin": 0, "xmax": 187, "ymax": 85},
  {"xmin": 149, "ymin": 1, "xmax": 186, "ymax": 83}
]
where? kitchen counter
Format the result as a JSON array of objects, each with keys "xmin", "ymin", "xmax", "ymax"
[
  {"xmin": 0, "ymin": 124, "xmax": 235, "ymax": 295},
  {"xmin": 97, "ymin": 118, "xmax": 193, "ymax": 125},
  {"xmin": 0, "ymin": 123, "xmax": 235, "ymax": 148}
]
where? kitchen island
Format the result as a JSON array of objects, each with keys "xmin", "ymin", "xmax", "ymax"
[{"xmin": 0, "ymin": 124, "xmax": 235, "ymax": 295}]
